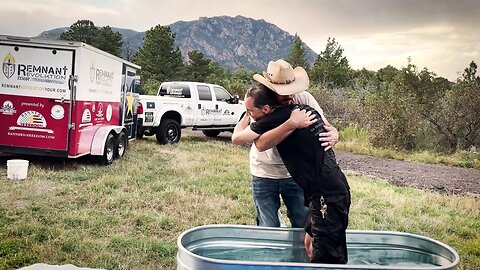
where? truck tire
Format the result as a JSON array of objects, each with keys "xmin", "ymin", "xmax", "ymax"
[
  {"xmin": 100, "ymin": 133, "xmax": 115, "ymax": 165},
  {"xmin": 156, "ymin": 119, "xmax": 181, "ymax": 144},
  {"xmin": 116, "ymin": 131, "xmax": 128, "ymax": 158},
  {"xmin": 202, "ymin": 130, "xmax": 221, "ymax": 137}
]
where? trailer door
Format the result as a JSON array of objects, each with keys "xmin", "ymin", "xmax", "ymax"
[
  {"xmin": 121, "ymin": 65, "xmax": 140, "ymax": 139},
  {"xmin": 0, "ymin": 42, "xmax": 74, "ymax": 155}
]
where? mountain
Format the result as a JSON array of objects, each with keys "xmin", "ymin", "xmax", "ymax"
[
  {"xmin": 37, "ymin": 27, "xmax": 69, "ymax": 39},
  {"xmin": 35, "ymin": 16, "xmax": 318, "ymax": 71},
  {"xmin": 36, "ymin": 27, "xmax": 143, "ymax": 47}
]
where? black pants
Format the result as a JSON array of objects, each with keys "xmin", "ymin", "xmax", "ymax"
[{"xmin": 309, "ymin": 192, "xmax": 351, "ymax": 264}]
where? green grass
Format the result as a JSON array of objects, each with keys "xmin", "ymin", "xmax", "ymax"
[
  {"xmin": 0, "ymin": 136, "xmax": 479, "ymax": 269},
  {"xmin": 338, "ymin": 125, "xmax": 480, "ymax": 169}
]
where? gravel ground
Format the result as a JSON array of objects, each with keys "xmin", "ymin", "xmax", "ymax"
[
  {"xmin": 185, "ymin": 130, "xmax": 480, "ymax": 197},
  {"xmin": 336, "ymin": 150, "xmax": 480, "ymax": 197}
]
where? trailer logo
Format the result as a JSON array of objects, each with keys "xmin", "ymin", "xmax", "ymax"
[
  {"xmin": 94, "ymin": 103, "xmax": 105, "ymax": 122},
  {"xmin": 89, "ymin": 63, "xmax": 114, "ymax": 86},
  {"xmin": 8, "ymin": 110, "xmax": 54, "ymax": 134},
  {"xmin": 1, "ymin": 100, "xmax": 16, "ymax": 115},
  {"xmin": 17, "ymin": 110, "xmax": 47, "ymax": 128},
  {"xmin": 2, "ymin": 53, "xmax": 15, "ymax": 79},
  {"xmin": 106, "ymin": 104, "xmax": 112, "ymax": 121},
  {"xmin": 82, "ymin": 109, "xmax": 91, "ymax": 123},
  {"xmin": 90, "ymin": 65, "xmax": 96, "ymax": 83},
  {"xmin": 96, "ymin": 103, "xmax": 104, "ymax": 118},
  {"xmin": 51, "ymin": 105, "xmax": 65, "ymax": 120}
]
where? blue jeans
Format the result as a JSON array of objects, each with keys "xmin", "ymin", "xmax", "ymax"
[{"xmin": 252, "ymin": 176, "xmax": 309, "ymax": 228}]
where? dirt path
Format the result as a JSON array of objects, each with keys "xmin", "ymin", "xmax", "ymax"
[
  {"xmin": 184, "ymin": 130, "xmax": 480, "ymax": 197},
  {"xmin": 336, "ymin": 150, "xmax": 480, "ymax": 196}
]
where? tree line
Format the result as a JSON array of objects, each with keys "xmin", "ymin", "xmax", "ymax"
[{"xmin": 59, "ymin": 20, "xmax": 480, "ymax": 153}]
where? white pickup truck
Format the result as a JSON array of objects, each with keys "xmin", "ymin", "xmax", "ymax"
[{"xmin": 137, "ymin": 81, "xmax": 245, "ymax": 144}]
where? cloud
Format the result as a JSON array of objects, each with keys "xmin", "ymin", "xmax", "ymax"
[
  {"xmin": 337, "ymin": 23, "xmax": 480, "ymax": 80},
  {"xmin": 0, "ymin": 0, "xmax": 122, "ymax": 36},
  {"xmin": 1, "ymin": 0, "xmax": 478, "ymax": 80}
]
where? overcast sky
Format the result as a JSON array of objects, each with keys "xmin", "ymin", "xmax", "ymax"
[{"xmin": 1, "ymin": 0, "xmax": 479, "ymax": 81}]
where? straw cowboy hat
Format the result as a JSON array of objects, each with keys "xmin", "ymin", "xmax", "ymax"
[{"xmin": 253, "ymin": 59, "xmax": 309, "ymax": 95}]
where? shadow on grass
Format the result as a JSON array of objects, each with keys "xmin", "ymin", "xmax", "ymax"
[
  {"xmin": 0, "ymin": 152, "xmax": 99, "ymax": 171},
  {"xmin": 0, "ymin": 131, "xmax": 241, "ymax": 172}
]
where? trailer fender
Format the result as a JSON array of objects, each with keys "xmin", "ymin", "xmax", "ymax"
[{"xmin": 90, "ymin": 126, "xmax": 125, "ymax": 156}]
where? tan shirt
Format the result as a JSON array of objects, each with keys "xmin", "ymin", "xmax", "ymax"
[{"xmin": 249, "ymin": 91, "xmax": 323, "ymax": 179}]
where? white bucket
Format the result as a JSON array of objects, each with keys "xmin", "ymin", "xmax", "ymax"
[{"xmin": 7, "ymin": 159, "xmax": 29, "ymax": 180}]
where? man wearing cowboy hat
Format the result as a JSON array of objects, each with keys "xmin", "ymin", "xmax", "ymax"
[
  {"xmin": 248, "ymin": 59, "xmax": 338, "ymax": 151},
  {"xmin": 233, "ymin": 60, "xmax": 338, "ymax": 233},
  {"xmin": 232, "ymin": 60, "xmax": 349, "ymax": 264}
]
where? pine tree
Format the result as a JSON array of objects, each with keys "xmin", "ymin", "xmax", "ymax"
[
  {"xmin": 59, "ymin": 20, "xmax": 123, "ymax": 57},
  {"xmin": 94, "ymin": 26, "xmax": 123, "ymax": 57},
  {"xmin": 183, "ymin": 50, "xmax": 212, "ymax": 82},
  {"xmin": 123, "ymin": 42, "xmax": 135, "ymax": 61},
  {"xmin": 134, "ymin": 25, "xmax": 184, "ymax": 90},
  {"xmin": 59, "ymin": 20, "xmax": 98, "ymax": 45},
  {"xmin": 310, "ymin": 37, "xmax": 352, "ymax": 87},
  {"xmin": 286, "ymin": 34, "xmax": 309, "ymax": 70}
]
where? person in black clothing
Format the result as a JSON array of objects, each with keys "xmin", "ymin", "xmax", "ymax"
[{"xmin": 233, "ymin": 84, "xmax": 351, "ymax": 264}]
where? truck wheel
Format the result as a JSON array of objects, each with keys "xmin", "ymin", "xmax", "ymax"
[
  {"xmin": 101, "ymin": 133, "xmax": 115, "ymax": 165},
  {"xmin": 116, "ymin": 131, "xmax": 128, "ymax": 158},
  {"xmin": 202, "ymin": 130, "xmax": 221, "ymax": 137},
  {"xmin": 156, "ymin": 119, "xmax": 181, "ymax": 144}
]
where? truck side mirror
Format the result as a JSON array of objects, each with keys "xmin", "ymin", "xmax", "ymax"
[{"xmin": 230, "ymin": 95, "xmax": 239, "ymax": 104}]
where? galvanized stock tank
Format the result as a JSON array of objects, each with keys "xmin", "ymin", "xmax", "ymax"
[{"xmin": 177, "ymin": 224, "xmax": 459, "ymax": 270}]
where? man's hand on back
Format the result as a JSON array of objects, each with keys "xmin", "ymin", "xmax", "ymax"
[
  {"xmin": 319, "ymin": 123, "xmax": 339, "ymax": 151},
  {"xmin": 287, "ymin": 109, "xmax": 317, "ymax": 129}
]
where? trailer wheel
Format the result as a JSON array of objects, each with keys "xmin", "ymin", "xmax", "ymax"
[
  {"xmin": 101, "ymin": 133, "xmax": 116, "ymax": 165},
  {"xmin": 116, "ymin": 131, "xmax": 128, "ymax": 158},
  {"xmin": 156, "ymin": 119, "xmax": 181, "ymax": 144},
  {"xmin": 202, "ymin": 130, "xmax": 221, "ymax": 137}
]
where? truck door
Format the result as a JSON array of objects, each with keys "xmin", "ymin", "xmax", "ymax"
[
  {"xmin": 0, "ymin": 42, "xmax": 73, "ymax": 155},
  {"xmin": 213, "ymin": 86, "xmax": 238, "ymax": 126},
  {"xmin": 194, "ymin": 84, "xmax": 216, "ymax": 126}
]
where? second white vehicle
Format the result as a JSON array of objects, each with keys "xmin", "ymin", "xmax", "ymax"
[{"xmin": 137, "ymin": 81, "xmax": 245, "ymax": 144}]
